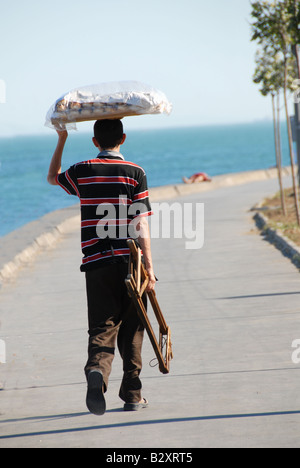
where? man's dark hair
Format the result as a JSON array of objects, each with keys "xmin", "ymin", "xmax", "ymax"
[{"xmin": 94, "ymin": 119, "xmax": 124, "ymax": 149}]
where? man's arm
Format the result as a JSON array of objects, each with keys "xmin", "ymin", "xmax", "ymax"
[
  {"xmin": 136, "ymin": 216, "xmax": 156, "ymax": 292},
  {"xmin": 47, "ymin": 130, "xmax": 68, "ymax": 185}
]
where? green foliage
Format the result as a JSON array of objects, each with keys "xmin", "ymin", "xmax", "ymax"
[
  {"xmin": 253, "ymin": 49, "xmax": 284, "ymax": 96},
  {"xmin": 250, "ymin": 0, "xmax": 298, "ymax": 96},
  {"xmin": 286, "ymin": 0, "xmax": 300, "ymax": 45},
  {"xmin": 250, "ymin": 0, "xmax": 300, "ymax": 227},
  {"xmin": 253, "ymin": 47, "xmax": 297, "ymax": 96}
]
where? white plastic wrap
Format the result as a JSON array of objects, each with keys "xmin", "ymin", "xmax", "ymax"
[{"xmin": 45, "ymin": 81, "xmax": 172, "ymax": 130}]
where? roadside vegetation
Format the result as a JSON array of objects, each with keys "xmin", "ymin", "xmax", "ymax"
[
  {"xmin": 261, "ymin": 187, "xmax": 300, "ymax": 245},
  {"xmin": 250, "ymin": 0, "xmax": 300, "ymax": 227}
]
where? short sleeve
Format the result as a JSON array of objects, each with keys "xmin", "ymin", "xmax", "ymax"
[
  {"xmin": 56, "ymin": 165, "xmax": 80, "ymax": 197},
  {"xmin": 131, "ymin": 173, "xmax": 153, "ymax": 218}
]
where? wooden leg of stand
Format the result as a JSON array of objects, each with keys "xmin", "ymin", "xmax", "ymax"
[
  {"xmin": 125, "ymin": 275, "xmax": 169, "ymax": 374},
  {"xmin": 136, "ymin": 248, "xmax": 141, "ymax": 292},
  {"xmin": 126, "ymin": 239, "xmax": 173, "ymax": 374},
  {"xmin": 147, "ymin": 290, "xmax": 168, "ymax": 334}
]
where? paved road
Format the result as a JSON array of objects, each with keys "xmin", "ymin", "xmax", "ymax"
[{"xmin": 0, "ymin": 177, "xmax": 300, "ymax": 448}]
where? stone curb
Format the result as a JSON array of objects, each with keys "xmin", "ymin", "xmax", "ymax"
[
  {"xmin": 149, "ymin": 166, "xmax": 291, "ymax": 201},
  {"xmin": 253, "ymin": 211, "xmax": 300, "ymax": 270},
  {"xmin": 0, "ymin": 210, "xmax": 80, "ymax": 286}
]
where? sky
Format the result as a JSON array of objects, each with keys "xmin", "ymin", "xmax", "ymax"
[{"xmin": 0, "ymin": 0, "xmax": 292, "ymax": 136}]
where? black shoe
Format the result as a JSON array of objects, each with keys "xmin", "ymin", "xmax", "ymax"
[{"xmin": 86, "ymin": 370, "xmax": 106, "ymax": 416}]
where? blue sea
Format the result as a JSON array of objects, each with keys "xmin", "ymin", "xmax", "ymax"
[{"xmin": 0, "ymin": 122, "xmax": 292, "ymax": 237}]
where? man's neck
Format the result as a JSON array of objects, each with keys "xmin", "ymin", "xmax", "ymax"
[
  {"xmin": 100, "ymin": 145, "xmax": 121, "ymax": 152},
  {"xmin": 97, "ymin": 149, "xmax": 124, "ymax": 160}
]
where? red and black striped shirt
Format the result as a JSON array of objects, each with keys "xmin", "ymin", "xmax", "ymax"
[{"xmin": 56, "ymin": 150, "xmax": 153, "ymax": 271}]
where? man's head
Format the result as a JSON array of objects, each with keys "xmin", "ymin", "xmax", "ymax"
[{"xmin": 93, "ymin": 119, "xmax": 126, "ymax": 150}]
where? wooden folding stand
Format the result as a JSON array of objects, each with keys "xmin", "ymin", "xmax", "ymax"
[{"xmin": 125, "ymin": 239, "xmax": 173, "ymax": 374}]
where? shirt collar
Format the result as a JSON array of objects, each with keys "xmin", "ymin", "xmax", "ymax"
[{"xmin": 97, "ymin": 150, "xmax": 124, "ymax": 160}]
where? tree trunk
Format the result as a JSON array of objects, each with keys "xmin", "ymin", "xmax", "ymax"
[
  {"xmin": 292, "ymin": 44, "xmax": 300, "ymax": 186},
  {"xmin": 295, "ymin": 44, "xmax": 300, "ymax": 78},
  {"xmin": 273, "ymin": 93, "xmax": 287, "ymax": 215},
  {"xmin": 283, "ymin": 60, "xmax": 300, "ymax": 225},
  {"xmin": 292, "ymin": 0, "xmax": 300, "ymax": 78}
]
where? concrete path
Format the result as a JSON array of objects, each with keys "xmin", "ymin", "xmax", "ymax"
[{"xmin": 0, "ymin": 177, "xmax": 300, "ymax": 448}]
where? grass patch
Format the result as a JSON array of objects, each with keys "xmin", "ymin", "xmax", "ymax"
[{"xmin": 261, "ymin": 188, "xmax": 300, "ymax": 246}]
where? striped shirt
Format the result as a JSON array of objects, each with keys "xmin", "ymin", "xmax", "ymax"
[{"xmin": 56, "ymin": 150, "xmax": 153, "ymax": 271}]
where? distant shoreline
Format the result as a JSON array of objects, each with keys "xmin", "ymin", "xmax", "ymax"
[
  {"xmin": 0, "ymin": 119, "xmax": 279, "ymax": 140},
  {"xmin": 0, "ymin": 165, "xmax": 292, "ymax": 286}
]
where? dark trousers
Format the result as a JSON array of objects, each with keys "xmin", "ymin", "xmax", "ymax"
[{"xmin": 84, "ymin": 263, "xmax": 145, "ymax": 403}]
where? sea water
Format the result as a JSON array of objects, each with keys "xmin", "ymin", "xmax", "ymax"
[{"xmin": 0, "ymin": 122, "xmax": 291, "ymax": 237}]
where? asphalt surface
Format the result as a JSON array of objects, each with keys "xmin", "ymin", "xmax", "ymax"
[{"xmin": 0, "ymin": 176, "xmax": 300, "ymax": 448}]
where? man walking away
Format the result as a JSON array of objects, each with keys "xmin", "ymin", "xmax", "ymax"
[{"xmin": 47, "ymin": 119, "xmax": 156, "ymax": 415}]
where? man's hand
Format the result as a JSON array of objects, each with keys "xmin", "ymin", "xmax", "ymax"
[
  {"xmin": 56, "ymin": 128, "xmax": 68, "ymax": 140},
  {"xmin": 47, "ymin": 129, "xmax": 68, "ymax": 185},
  {"xmin": 136, "ymin": 216, "xmax": 156, "ymax": 292},
  {"xmin": 146, "ymin": 267, "xmax": 156, "ymax": 292}
]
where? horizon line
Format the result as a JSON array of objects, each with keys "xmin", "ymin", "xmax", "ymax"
[{"xmin": 0, "ymin": 118, "xmax": 283, "ymax": 139}]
